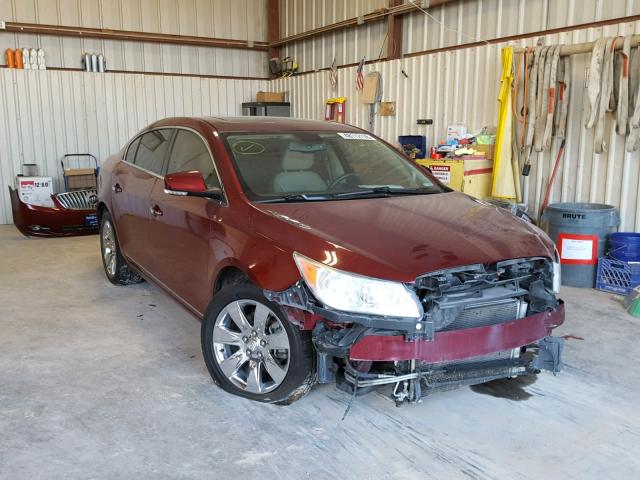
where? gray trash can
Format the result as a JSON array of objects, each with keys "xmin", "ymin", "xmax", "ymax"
[{"xmin": 540, "ymin": 203, "xmax": 620, "ymax": 288}]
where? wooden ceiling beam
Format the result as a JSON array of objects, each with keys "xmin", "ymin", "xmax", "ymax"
[{"xmin": 4, "ymin": 22, "xmax": 269, "ymax": 51}]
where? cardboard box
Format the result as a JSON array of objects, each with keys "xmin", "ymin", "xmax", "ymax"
[
  {"xmin": 256, "ymin": 91, "xmax": 286, "ymax": 102},
  {"xmin": 472, "ymin": 144, "xmax": 494, "ymax": 160},
  {"xmin": 64, "ymin": 168, "xmax": 97, "ymax": 190},
  {"xmin": 15, "ymin": 176, "xmax": 54, "ymax": 207}
]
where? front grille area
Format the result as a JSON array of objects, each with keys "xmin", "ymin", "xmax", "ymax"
[
  {"xmin": 413, "ymin": 258, "xmax": 548, "ymax": 332},
  {"xmin": 55, "ymin": 189, "xmax": 98, "ymax": 210},
  {"xmin": 441, "ymin": 298, "xmax": 523, "ymax": 331}
]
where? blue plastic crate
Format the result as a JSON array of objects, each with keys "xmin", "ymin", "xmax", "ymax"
[
  {"xmin": 595, "ymin": 257, "xmax": 640, "ymax": 295},
  {"xmin": 398, "ymin": 135, "xmax": 427, "ymax": 159}
]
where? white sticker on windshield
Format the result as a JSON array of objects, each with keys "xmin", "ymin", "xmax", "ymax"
[{"xmin": 337, "ymin": 132, "xmax": 375, "ymax": 140}]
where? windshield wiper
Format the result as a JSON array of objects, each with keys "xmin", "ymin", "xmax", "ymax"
[
  {"xmin": 256, "ymin": 187, "xmax": 440, "ymax": 203},
  {"xmin": 333, "ymin": 187, "xmax": 438, "ymax": 198},
  {"xmin": 256, "ymin": 193, "xmax": 333, "ymax": 203}
]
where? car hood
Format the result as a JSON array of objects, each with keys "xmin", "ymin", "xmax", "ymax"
[{"xmin": 252, "ymin": 191, "xmax": 555, "ymax": 283}]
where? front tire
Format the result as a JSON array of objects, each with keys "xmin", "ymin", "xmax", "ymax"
[
  {"xmin": 100, "ymin": 211, "xmax": 143, "ymax": 285},
  {"xmin": 201, "ymin": 284, "xmax": 316, "ymax": 405}
]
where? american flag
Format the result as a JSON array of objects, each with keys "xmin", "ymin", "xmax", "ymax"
[
  {"xmin": 329, "ymin": 57, "xmax": 338, "ymax": 88},
  {"xmin": 355, "ymin": 57, "xmax": 365, "ymax": 90}
]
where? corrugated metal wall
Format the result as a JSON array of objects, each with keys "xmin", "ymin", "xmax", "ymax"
[
  {"xmin": 279, "ymin": 0, "xmax": 640, "ymax": 71},
  {"xmin": 273, "ymin": 18, "xmax": 640, "ymax": 231},
  {"xmin": 280, "ymin": 0, "xmax": 387, "ymax": 36},
  {"xmin": 402, "ymin": 0, "xmax": 640, "ymax": 55},
  {"xmin": 0, "ymin": 69, "xmax": 266, "ymax": 223},
  {"xmin": 279, "ymin": 0, "xmax": 388, "ymax": 71},
  {"xmin": 0, "ymin": 0, "xmax": 268, "ymax": 77}
]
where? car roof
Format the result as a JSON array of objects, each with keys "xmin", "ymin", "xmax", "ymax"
[{"xmin": 148, "ymin": 116, "xmax": 365, "ymax": 133}]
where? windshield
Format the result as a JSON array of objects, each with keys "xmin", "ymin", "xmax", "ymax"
[{"xmin": 223, "ymin": 131, "xmax": 445, "ymax": 202}]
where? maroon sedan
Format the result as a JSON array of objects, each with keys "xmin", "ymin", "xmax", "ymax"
[{"xmin": 97, "ymin": 117, "xmax": 564, "ymax": 405}]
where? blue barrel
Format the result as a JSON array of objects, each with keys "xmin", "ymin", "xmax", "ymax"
[
  {"xmin": 541, "ymin": 203, "xmax": 620, "ymax": 288},
  {"xmin": 609, "ymin": 232, "xmax": 640, "ymax": 262}
]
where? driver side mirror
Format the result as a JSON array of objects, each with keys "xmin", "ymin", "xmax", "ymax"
[{"xmin": 164, "ymin": 171, "xmax": 223, "ymax": 201}]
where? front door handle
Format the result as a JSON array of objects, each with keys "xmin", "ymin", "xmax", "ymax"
[
  {"xmin": 150, "ymin": 205, "xmax": 163, "ymax": 217},
  {"xmin": 112, "ymin": 183, "xmax": 122, "ymax": 193}
]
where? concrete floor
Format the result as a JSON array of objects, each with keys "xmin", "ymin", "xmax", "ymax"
[{"xmin": 1, "ymin": 224, "xmax": 639, "ymax": 480}]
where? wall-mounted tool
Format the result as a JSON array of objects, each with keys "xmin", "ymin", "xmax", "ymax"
[{"xmin": 269, "ymin": 56, "xmax": 298, "ymax": 78}]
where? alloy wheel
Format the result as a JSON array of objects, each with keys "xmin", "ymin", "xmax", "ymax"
[
  {"xmin": 212, "ymin": 300, "xmax": 290, "ymax": 394},
  {"xmin": 101, "ymin": 220, "xmax": 117, "ymax": 277}
]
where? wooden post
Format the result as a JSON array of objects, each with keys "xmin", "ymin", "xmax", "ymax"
[
  {"xmin": 267, "ymin": 0, "xmax": 280, "ymax": 78},
  {"xmin": 387, "ymin": 0, "xmax": 404, "ymax": 60}
]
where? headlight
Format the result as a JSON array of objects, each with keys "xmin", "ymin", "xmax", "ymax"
[{"xmin": 293, "ymin": 253, "xmax": 423, "ymax": 319}]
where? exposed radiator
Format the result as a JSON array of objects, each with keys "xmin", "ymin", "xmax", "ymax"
[
  {"xmin": 55, "ymin": 189, "xmax": 98, "ymax": 210},
  {"xmin": 441, "ymin": 298, "xmax": 527, "ymax": 331}
]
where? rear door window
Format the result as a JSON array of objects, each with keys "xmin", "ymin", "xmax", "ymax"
[
  {"xmin": 134, "ymin": 129, "xmax": 173, "ymax": 175},
  {"xmin": 167, "ymin": 130, "xmax": 221, "ymax": 190}
]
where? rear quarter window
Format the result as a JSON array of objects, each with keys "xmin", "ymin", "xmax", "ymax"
[{"xmin": 125, "ymin": 137, "xmax": 140, "ymax": 164}]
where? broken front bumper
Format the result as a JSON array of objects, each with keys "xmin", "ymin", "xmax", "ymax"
[
  {"xmin": 9, "ymin": 186, "xmax": 98, "ymax": 237},
  {"xmin": 314, "ymin": 303, "xmax": 565, "ymax": 387},
  {"xmin": 347, "ymin": 302, "xmax": 564, "ymax": 364}
]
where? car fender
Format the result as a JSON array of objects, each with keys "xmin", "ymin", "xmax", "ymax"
[{"xmin": 209, "ymin": 241, "xmax": 300, "ymax": 296}]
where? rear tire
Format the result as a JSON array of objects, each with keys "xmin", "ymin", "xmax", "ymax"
[
  {"xmin": 201, "ymin": 284, "xmax": 316, "ymax": 405},
  {"xmin": 99, "ymin": 211, "xmax": 143, "ymax": 285}
]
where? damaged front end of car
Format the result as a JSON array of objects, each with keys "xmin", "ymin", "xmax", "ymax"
[{"xmin": 265, "ymin": 255, "xmax": 564, "ymax": 405}]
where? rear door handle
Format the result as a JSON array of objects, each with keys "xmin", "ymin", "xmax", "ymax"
[
  {"xmin": 112, "ymin": 183, "xmax": 122, "ymax": 193},
  {"xmin": 150, "ymin": 205, "xmax": 163, "ymax": 217}
]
